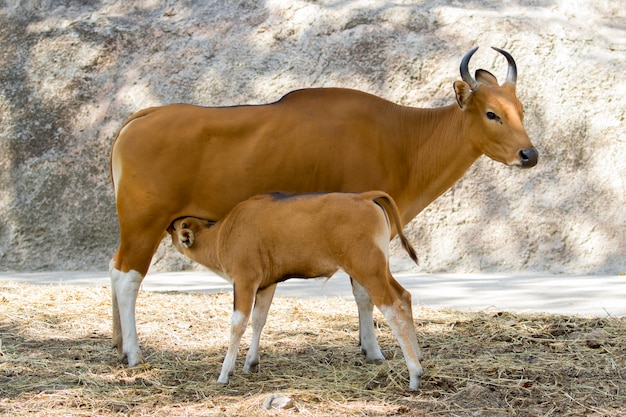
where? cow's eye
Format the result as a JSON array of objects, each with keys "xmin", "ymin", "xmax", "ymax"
[{"xmin": 486, "ymin": 111, "xmax": 500, "ymax": 121}]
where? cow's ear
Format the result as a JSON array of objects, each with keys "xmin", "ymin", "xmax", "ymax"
[
  {"xmin": 475, "ymin": 69, "xmax": 498, "ymax": 86},
  {"xmin": 454, "ymin": 81, "xmax": 472, "ymax": 109}
]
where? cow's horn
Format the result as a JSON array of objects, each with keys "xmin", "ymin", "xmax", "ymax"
[
  {"xmin": 492, "ymin": 47, "xmax": 517, "ymax": 86},
  {"xmin": 460, "ymin": 47, "xmax": 479, "ymax": 91}
]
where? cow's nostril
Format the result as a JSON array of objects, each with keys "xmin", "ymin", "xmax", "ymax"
[{"xmin": 519, "ymin": 148, "xmax": 538, "ymax": 168}]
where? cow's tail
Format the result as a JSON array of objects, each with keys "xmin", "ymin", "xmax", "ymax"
[{"xmin": 369, "ymin": 191, "xmax": 419, "ymax": 265}]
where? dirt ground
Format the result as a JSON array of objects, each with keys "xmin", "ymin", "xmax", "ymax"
[{"xmin": 1, "ymin": 283, "xmax": 624, "ymax": 416}]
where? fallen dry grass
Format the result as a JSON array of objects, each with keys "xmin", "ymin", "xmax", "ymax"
[{"xmin": 1, "ymin": 282, "xmax": 624, "ymax": 416}]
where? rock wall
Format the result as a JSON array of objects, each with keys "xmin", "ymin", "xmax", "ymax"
[{"xmin": 0, "ymin": 0, "xmax": 624, "ymax": 274}]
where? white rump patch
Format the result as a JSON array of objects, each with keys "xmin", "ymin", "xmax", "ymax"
[{"xmin": 111, "ymin": 153, "xmax": 122, "ymax": 198}]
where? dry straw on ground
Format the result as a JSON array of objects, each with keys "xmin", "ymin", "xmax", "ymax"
[{"xmin": 1, "ymin": 282, "xmax": 624, "ymax": 416}]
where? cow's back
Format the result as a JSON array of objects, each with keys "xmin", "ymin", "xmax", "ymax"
[{"xmin": 112, "ymin": 88, "xmax": 410, "ymax": 223}]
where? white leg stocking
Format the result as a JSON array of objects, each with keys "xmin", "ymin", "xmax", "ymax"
[
  {"xmin": 351, "ymin": 279, "xmax": 385, "ymax": 361},
  {"xmin": 110, "ymin": 267, "xmax": 144, "ymax": 366}
]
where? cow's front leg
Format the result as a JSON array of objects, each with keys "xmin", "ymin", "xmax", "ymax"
[
  {"xmin": 351, "ymin": 278, "xmax": 385, "ymax": 362},
  {"xmin": 110, "ymin": 266, "xmax": 144, "ymax": 366}
]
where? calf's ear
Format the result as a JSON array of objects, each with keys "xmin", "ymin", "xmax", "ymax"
[{"xmin": 181, "ymin": 230, "xmax": 195, "ymax": 248}]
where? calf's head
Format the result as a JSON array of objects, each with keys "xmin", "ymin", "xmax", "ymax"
[
  {"xmin": 167, "ymin": 217, "xmax": 214, "ymax": 250},
  {"xmin": 454, "ymin": 47, "xmax": 538, "ymax": 168}
]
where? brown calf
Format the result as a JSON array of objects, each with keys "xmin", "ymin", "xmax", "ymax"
[{"xmin": 168, "ymin": 191, "xmax": 422, "ymax": 390}]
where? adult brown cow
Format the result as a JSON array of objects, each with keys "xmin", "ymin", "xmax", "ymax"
[{"xmin": 109, "ymin": 47, "xmax": 538, "ymax": 368}]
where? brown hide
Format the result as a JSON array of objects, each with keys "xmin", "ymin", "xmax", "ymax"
[
  {"xmin": 111, "ymin": 50, "xmax": 537, "ymax": 275},
  {"xmin": 167, "ymin": 191, "xmax": 423, "ymax": 389},
  {"xmin": 168, "ymin": 191, "xmax": 418, "ymax": 288}
]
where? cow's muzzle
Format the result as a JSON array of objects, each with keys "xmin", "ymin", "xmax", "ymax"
[{"xmin": 519, "ymin": 148, "xmax": 538, "ymax": 168}]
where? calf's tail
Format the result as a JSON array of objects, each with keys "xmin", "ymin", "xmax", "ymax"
[{"xmin": 368, "ymin": 191, "xmax": 419, "ymax": 265}]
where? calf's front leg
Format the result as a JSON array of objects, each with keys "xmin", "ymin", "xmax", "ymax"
[
  {"xmin": 244, "ymin": 284, "xmax": 277, "ymax": 373},
  {"xmin": 218, "ymin": 282, "xmax": 257, "ymax": 384}
]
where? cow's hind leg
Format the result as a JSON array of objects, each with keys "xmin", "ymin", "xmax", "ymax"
[
  {"xmin": 244, "ymin": 284, "xmax": 277, "ymax": 373},
  {"xmin": 110, "ymin": 260, "xmax": 123, "ymax": 353},
  {"xmin": 351, "ymin": 278, "xmax": 385, "ymax": 362},
  {"xmin": 110, "ymin": 265, "xmax": 144, "ymax": 366},
  {"xmin": 110, "ymin": 216, "xmax": 168, "ymax": 367}
]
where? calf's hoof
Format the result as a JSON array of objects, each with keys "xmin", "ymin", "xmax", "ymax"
[
  {"xmin": 408, "ymin": 376, "xmax": 422, "ymax": 391},
  {"xmin": 122, "ymin": 351, "xmax": 143, "ymax": 368},
  {"xmin": 243, "ymin": 362, "xmax": 259, "ymax": 374},
  {"xmin": 408, "ymin": 368, "xmax": 424, "ymax": 391}
]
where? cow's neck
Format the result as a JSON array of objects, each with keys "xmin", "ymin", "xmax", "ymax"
[{"xmin": 399, "ymin": 104, "xmax": 481, "ymax": 223}]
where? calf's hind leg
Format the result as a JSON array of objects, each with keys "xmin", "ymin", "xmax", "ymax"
[
  {"xmin": 377, "ymin": 297, "xmax": 423, "ymax": 390},
  {"xmin": 350, "ymin": 266, "xmax": 423, "ymax": 390},
  {"xmin": 388, "ymin": 274, "xmax": 422, "ymax": 362}
]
